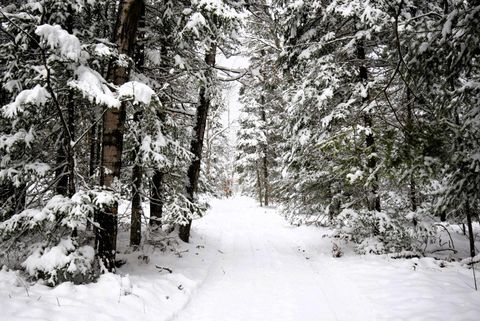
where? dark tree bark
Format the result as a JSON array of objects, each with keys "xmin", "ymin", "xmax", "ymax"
[
  {"xmin": 67, "ymin": 91, "xmax": 75, "ymax": 197},
  {"xmin": 129, "ymin": 3, "xmax": 145, "ymax": 248},
  {"xmin": 89, "ymin": 122, "xmax": 97, "ymax": 179},
  {"xmin": 0, "ymin": 182, "xmax": 26, "ymax": 221},
  {"xmin": 130, "ymin": 113, "xmax": 143, "ymax": 248},
  {"xmin": 149, "ymin": 25, "xmax": 171, "ymax": 226},
  {"xmin": 260, "ymin": 97, "xmax": 269, "ymax": 206},
  {"xmin": 466, "ymin": 200, "xmax": 476, "ymax": 258},
  {"xmin": 86, "ymin": 120, "xmax": 98, "ymax": 231},
  {"xmin": 130, "ymin": 155, "xmax": 142, "ymax": 247},
  {"xmin": 56, "ymin": 11, "xmax": 76, "ymax": 198},
  {"xmin": 256, "ymin": 160, "xmax": 264, "ymax": 207},
  {"xmin": 150, "ymin": 171, "xmax": 164, "ymax": 226},
  {"xmin": 179, "ymin": 44, "xmax": 216, "ymax": 242},
  {"xmin": 357, "ymin": 40, "xmax": 381, "ymax": 212},
  {"xmin": 97, "ymin": 0, "xmax": 144, "ymax": 271},
  {"xmin": 55, "ymin": 135, "xmax": 69, "ymax": 196}
]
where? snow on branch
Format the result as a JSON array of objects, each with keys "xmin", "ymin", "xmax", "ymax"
[
  {"xmin": 69, "ymin": 66, "xmax": 120, "ymax": 108},
  {"xmin": 2, "ymin": 85, "xmax": 50, "ymax": 118},
  {"xmin": 35, "ymin": 24, "xmax": 82, "ymax": 61},
  {"xmin": 118, "ymin": 81, "xmax": 156, "ymax": 105}
]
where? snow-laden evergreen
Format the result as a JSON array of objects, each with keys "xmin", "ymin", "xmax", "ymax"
[
  {"xmin": 1, "ymin": 0, "xmax": 480, "ymax": 319},
  {"xmin": 236, "ymin": 0, "xmax": 480, "ymax": 255}
]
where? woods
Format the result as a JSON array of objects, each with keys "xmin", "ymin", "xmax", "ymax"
[
  {"xmin": 0, "ymin": 0, "xmax": 479, "ymax": 292},
  {"xmin": 237, "ymin": 0, "xmax": 480, "ymax": 256},
  {"xmin": 0, "ymin": 0, "xmax": 239, "ymax": 283}
]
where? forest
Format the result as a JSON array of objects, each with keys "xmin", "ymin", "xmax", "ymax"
[{"xmin": 1, "ymin": 0, "xmax": 480, "ymax": 320}]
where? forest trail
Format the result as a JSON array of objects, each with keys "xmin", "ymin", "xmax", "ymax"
[{"xmin": 172, "ymin": 197, "xmax": 375, "ymax": 321}]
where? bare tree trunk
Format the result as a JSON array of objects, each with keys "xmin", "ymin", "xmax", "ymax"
[
  {"xmin": 260, "ymin": 99, "xmax": 269, "ymax": 206},
  {"xmin": 89, "ymin": 124, "xmax": 96, "ymax": 178},
  {"xmin": 150, "ymin": 171, "xmax": 164, "ymax": 226},
  {"xmin": 466, "ymin": 200, "xmax": 476, "ymax": 258},
  {"xmin": 256, "ymin": 161, "xmax": 264, "ymax": 207},
  {"xmin": 55, "ymin": 135, "xmax": 68, "ymax": 195},
  {"xmin": 357, "ymin": 40, "xmax": 381, "ymax": 212},
  {"xmin": 405, "ymin": 89, "xmax": 418, "ymax": 224},
  {"xmin": 55, "ymin": 6, "xmax": 76, "ymax": 198},
  {"xmin": 149, "ymin": 28, "xmax": 170, "ymax": 226},
  {"xmin": 129, "ymin": 3, "xmax": 145, "ymax": 248},
  {"xmin": 89, "ymin": 121, "xmax": 100, "ymax": 180},
  {"xmin": 130, "ymin": 162, "xmax": 142, "ymax": 247},
  {"xmin": 86, "ymin": 121, "xmax": 97, "ymax": 231},
  {"xmin": 0, "ymin": 182, "xmax": 26, "ymax": 220},
  {"xmin": 130, "ymin": 115, "xmax": 143, "ymax": 248},
  {"xmin": 67, "ymin": 91, "xmax": 75, "ymax": 197},
  {"xmin": 205, "ymin": 120, "xmax": 212, "ymax": 178},
  {"xmin": 179, "ymin": 44, "xmax": 216, "ymax": 243},
  {"xmin": 55, "ymin": 94, "xmax": 76, "ymax": 197},
  {"xmin": 97, "ymin": 0, "xmax": 143, "ymax": 272}
]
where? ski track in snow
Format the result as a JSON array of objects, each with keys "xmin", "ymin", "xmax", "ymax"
[
  {"xmin": 172, "ymin": 197, "xmax": 375, "ymax": 321},
  {"xmin": 1, "ymin": 196, "xmax": 479, "ymax": 321}
]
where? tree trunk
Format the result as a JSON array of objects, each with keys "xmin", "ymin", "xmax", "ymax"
[
  {"xmin": 97, "ymin": 0, "xmax": 143, "ymax": 272},
  {"xmin": 404, "ymin": 86, "xmax": 418, "ymax": 220},
  {"xmin": 149, "ymin": 113, "xmax": 166, "ymax": 227},
  {"xmin": 55, "ymin": 134, "xmax": 68, "ymax": 196},
  {"xmin": 410, "ymin": 176, "xmax": 417, "ymax": 209},
  {"xmin": 466, "ymin": 200, "xmax": 476, "ymax": 258},
  {"xmin": 67, "ymin": 90, "xmax": 75, "ymax": 197},
  {"xmin": 205, "ymin": 120, "xmax": 212, "ymax": 177},
  {"xmin": 129, "ymin": 3, "xmax": 145, "ymax": 248},
  {"xmin": 55, "ymin": 91, "xmax": 75, "ymax": 197},
  {"xmin": 89, "ymin": 121, "xmax": 99, "ymax": 180},
  {"xmin": 179, "ymin": 44, "xmax": 216, "ymax": 242},
  {"xmin": 256, "ymin": 161, "xmax": 264, "ymax": 207},
  {"xmin": 0, "ymin": 182, "xmax": 26, "ymax": 220},
  {"xmin": 149, "ymin": 25, "xmax": 170, "ymax": 226},
  {"xmin": 55, "ymin": 5, "xmax": 76, "ymax": 198},
  {"xmin": 130, "ymin": 160, "xmax": 142, "ymax": 247},
  {"xmin": 357, "ymin": 40, "xmax": 381, "ymax": 212},
  {"xmin": 150, "ymin": 171, "xmax": 164, "ymax": 226},
  {"xmin": 260, "ymin": 99, "xmax": 269, "ymax": 206},
  {"xmin": 130, "ymin": 114, "xmax": 143, "ymax": 248}
]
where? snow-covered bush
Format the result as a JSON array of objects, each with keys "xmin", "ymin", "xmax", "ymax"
[
  {"xmin": 0, "ymin": 189, "xmax": 117, "ymax": 285},
  {"xmin": 163, "ymin": 193, "xmax": 208, "ymax": 226},
  {"xmin": 335, "ymin": 208, "xmax": 435, "ymax": 254},
  {"xmin": 22, "ymin": 238, "xmax": 95, "ymax": 286}
]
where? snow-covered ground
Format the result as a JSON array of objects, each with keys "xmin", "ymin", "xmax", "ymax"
[{"xmin": 1, "ymin": 197, "xmax": 479, "ymax": 320}]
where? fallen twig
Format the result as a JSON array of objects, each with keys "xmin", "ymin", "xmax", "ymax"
[{"xmin": 155, "ymin": 265, "xmax": 172, "ymax": 273}]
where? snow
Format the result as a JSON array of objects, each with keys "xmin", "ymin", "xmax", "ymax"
[
  {"xmin": 0, "ymin": 209, "xmax": 47, "ymax": 233},
  {"xmin": 69, "ymin": 69, "xmax": 156, "ymax": 107},
  {"xmin": 92, "ymin": 190, "xmax": 118, "ymax": 207},
  {"xmin": 1, "ymin": 197, "xmax": 479, "ymax": 320},
  {"xmin": 69, "ymin": 66, "xmax": 120, "ymax": 108},
  {"xmin": 442, "ymin": 9, "xmax": 457, "ymax": 41},
  {"xmin": 2, "ymin": 85, "xmax": 50, "ymax": 118},
  {"xmin": 346, "ymin": 169, "xmax": 364, "ymax": 183},
  {"xmin": 118, "ymin": 81, "xmax": 156, "ymax": 105},
  {"xmin": 24, "ymin": 162, "xmax": 51, "ymax": 177},
  {"xmin": 35, "ymin": 24, "xmax": 82, "ymax": 61},
  {"xmin": 145, "ymin": 49, "xmax": 161, "ymax": 65},
  {"xmin": 22, "ymin": 239, "xmax": 95, "ymax": 285},
  {"xmin": 0, "ymin": 129, "xmax": 33, "ymax": 152},
  {"xmin": 184, "ymin": 12, "xmax": 207, "ymax": 37},
  {"xmin": 93, "ymin": 43, "xmax": 112, "ymax": 57}
]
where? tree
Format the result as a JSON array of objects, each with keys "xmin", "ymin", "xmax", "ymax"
[
  {"xmin": 177, "ymin": 0, "xmax": 243, "ymax": 242},
  {"xmin": 180, "ymin": 44, "xmax": 217, "ymax": 242},
  {"xmin": 97, "ymin": 0, "xmax": 144, "ymax": 271}
]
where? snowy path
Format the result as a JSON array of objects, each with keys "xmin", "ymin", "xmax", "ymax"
[
  {"xmin": 172, "ymin": 197, "xmax": 374, "ymax": 321},
  {"xmin": 1, "ymin": 197, "xmax": 479, "ymax": 321}
]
